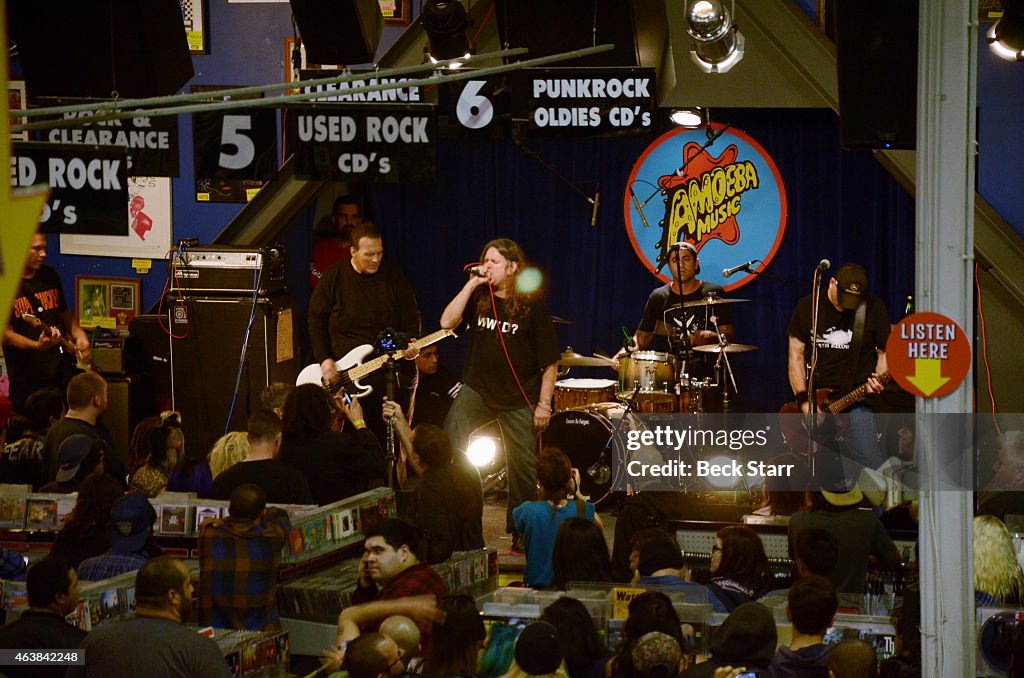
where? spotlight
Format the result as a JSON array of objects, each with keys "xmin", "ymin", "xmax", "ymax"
[
  {"xmin": 515, "ymin": 267, "xmax": 543, "ymax": 295},
  {"xmin": 988, "ymin": 0, "xmax": 1024, "ymax": 62},
  {"xmin": 705, "ymin": 454, "xmax": 740, "ymax": 489},
  {"xmin": 685, "ymin": 0, "xmax": 745, "ymax": 74},
  {"xmin": 670, "ymin": 107, "xmax": 707, "ymax": 128},
  {"xmin": 422, "ymin": 0, "xmax": 471, "ymax": 66},
  {"xmin": 467, "ymin": 435, "xmax": 499, "ymax": 468}
]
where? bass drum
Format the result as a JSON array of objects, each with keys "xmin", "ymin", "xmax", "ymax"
[{"xmin": 542, "ymin": 404, "xmax": 650, "ymax": 501}]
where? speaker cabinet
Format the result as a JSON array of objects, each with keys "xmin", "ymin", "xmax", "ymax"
[
  {"xmin": 287, "ymin": 0, "xmax": 383, "ymax": 66},
  {"xmin": 835, "ymin": 0, "xmax": 918, "ymax": 149},
  {"xmin": 8, "ymin": 0, "xmax": 194, "ymax": 99},
  {"xmin": 168, "ymin": 296, "xmax": 299, "ymax": 456},
  {"xmin": 103, "ymin": 376, "xmax": 150, "ymax": 470}
]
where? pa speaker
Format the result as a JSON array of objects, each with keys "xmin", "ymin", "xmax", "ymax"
[
  {"xmin": 288, "ymin": 0, "xmax": 383, "ymax": 66},
  {"xmin": 8, "ymin": 0, "xmax": 194, "ymax": 100},
  {"xmin": 835, "ymin": 0, "xmax": 918, "ymax": 150},
  {"xmin": 168, "ymin": 296, "xmax": 299, "ymax": 456}
]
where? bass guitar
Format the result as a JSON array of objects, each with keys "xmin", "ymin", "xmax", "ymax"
[
  {"xmin": 295, "ymin": 328, "xmax": 457, "ymax": 398},
  {"xmin": 778, "ymin": 371, "xmax": 891, "ymax": 452},
  {"xmin": 22, "ymin": 313, "xmax": 91, "ymax": 370}
]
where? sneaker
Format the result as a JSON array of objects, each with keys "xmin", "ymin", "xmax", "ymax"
[{"xmin": 510, "ymin": 533, "xmax": 525, "ymax": 554}]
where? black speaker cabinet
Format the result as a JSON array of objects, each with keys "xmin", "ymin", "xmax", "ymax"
[
  {"xmin": 103, "ymin": 376, "xmax": 150, "ymax": 470},
  {"xmin": 168, "ymin": 296, "xmax": 299, "ymax": 456},
  {"xmin": 8, "ymin": 0, "xmax": 194, "ymax": 99},
  {"xmin": 287, "ymin": 0, "xmax": 383, "ymax": 66},
  {"xmin": 835, "ymin": 0, "xmax": 918, "ymax": 150}
]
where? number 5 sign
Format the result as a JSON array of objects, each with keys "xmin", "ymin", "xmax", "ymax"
[{"xmin": 191, "ymin": 86, "xmax": 277, "ymax": 203}]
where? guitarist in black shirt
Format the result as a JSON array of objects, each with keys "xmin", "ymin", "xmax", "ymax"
[
  {"xmin": 4, "ymin": 234, "xmax": 90, "ymax": 411},
  {"xmin": 785, "ymin": 263, "xmax": 890, "ymax": 474}
]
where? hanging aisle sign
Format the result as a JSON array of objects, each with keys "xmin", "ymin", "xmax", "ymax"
[
  {"xmin": 37, "ymin": 99, "xmax": 180, "ymax": 176},
  {"xmin": 512, "ymin": 67, "xmax": 655, "ymax": 136},
  {"xmin": 285, "ymin": 104, "xmax": 435, "ymax": 182},
  {"xmin": 297, "ymin": 69, "xmax": 424, "ymax": 103},
  {"xmin": 623, "ymin": 124, "xmax": 788, "ymax": 291},
  {"xmin": 10, "ymin": 142, "xmax": 128, "ymax": 236}
]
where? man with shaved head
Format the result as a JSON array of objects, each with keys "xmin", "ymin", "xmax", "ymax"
[{"xmin": 198, "ymin": 483, "xmax": 290, "ymax": 630}]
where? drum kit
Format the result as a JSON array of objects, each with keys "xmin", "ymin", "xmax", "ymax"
[{"xmin": 547, "ymin": 295, "xmax": 759, "ymax": 500}]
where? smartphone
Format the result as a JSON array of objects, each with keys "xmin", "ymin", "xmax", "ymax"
[
  {"xmin": 736, "ymin": 672, "xmax": 762, "ymax": 678},
  {"xmin": 342, "ymin": 391, "xmax": 353, "ymax": 407}
]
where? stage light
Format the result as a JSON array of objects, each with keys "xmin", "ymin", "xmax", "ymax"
[
  {"xmin": 516, "ymin": 267, "xmax": 543, "ymax": 294},
  {"xmin": 685, "ymin": 0, "xmax": 745, "ymax": 74},
  {"xmin": 670, "ymin": 108, "xmax": 705, "ymax": 127},
  {"xmin": 988, "ymin": 0, "xmax": 1024, "ymax": 62},
  {"xmin": 422, "ymin": 0, "xmax": 472, "ymax": 67},
  {"xmin": 705, "ymin": 454, "xmax": 741, "ymax": 489},
  {"xmin": 467, "ymin": 435, "xmax": 498, "ymax": 468}
]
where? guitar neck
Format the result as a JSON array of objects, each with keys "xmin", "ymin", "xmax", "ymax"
[
  {"xmin": 825, "ymin": 371, "xmax": 891, "ymax": 413},
  {"xmin": 347, "ymin": 329, "xmax": 455, "ymax": 381}
]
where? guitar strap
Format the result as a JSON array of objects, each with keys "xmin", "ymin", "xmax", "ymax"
[{"xmin": 839, "ymin": 301, "xmax": 868, "ymax": 395}]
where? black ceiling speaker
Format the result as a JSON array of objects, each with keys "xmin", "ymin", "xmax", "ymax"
[
  {"xmin": 8, "ymin": 0, "xmax": 194, "ymax": 100},
  {"xmin": 288, "ymin": 0, "xmax": 384, "ymax": 66}
]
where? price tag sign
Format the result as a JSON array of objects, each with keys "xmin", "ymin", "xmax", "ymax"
[{"xmin": 191, "ymin": 86, "xmax": 277, "ymax": 203}]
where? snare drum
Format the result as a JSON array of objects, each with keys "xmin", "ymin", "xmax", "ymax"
[
  {"xmin": 618, "ymin": 351, "xmax": 675, "ymax": 393},
  {"xmin": 553, "ymin": 378, "xmax": 617, "ymax": 412}
]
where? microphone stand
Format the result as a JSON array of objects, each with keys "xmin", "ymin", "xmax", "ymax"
[
  {"xmin": 600, "ymin": 384, "xmax": 643, "ymax": 496},
  {"xmin": 383, "ymin": 357, "xmax": 400, "ymax": 490}
]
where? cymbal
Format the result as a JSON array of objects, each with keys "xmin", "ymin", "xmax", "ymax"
[
  {"xmin": 681, "ymin": 296, "xmax": 750, "ymax": 308},
  {"xmin": 693, "ymin": 343, "xmax": 759, "ymax": 354},
  {"xmin": 551, "ymin": 315, "xmax": 573, "ymax": 325},
  {"xmin": 558, "ymin": 351, "xmax": 619, "ymax": 367}
]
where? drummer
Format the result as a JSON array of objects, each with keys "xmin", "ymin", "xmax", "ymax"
[{"xmin": 627, "ymin": 240, "xmax": 735, "ymax": 378}]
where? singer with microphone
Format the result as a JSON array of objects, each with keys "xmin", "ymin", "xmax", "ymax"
[
  {"xmin": 623, "ymin": 240, "xmax": 735, "ymax": 378},
  {"xmin": 786, "ymin": 262, "xmax": 891, "ymax": 472},
  {"xmin": 440, "ymin": 239, "xmax": 561, "ymax": 551}
]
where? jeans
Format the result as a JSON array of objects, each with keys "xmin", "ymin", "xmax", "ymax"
[{"xmin": 445, "ymin": 384, "xmax": 537, "ymax": 533}]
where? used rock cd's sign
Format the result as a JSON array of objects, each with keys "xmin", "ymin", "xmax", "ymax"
[
  {"xmin": 623, "ymin": 124, "xmax": 788, "ymax": 290},
  {"xmin": 10, "ymin": 142, "xmax": 128, "ymax": 236}
]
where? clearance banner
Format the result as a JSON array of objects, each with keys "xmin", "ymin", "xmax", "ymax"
[{"xmin": 623, "ymin": 124, "xmax": 788, "ymax": 291}]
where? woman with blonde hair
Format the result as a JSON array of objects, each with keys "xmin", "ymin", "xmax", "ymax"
[
  {"xmin": 975, "ymin": 514, "xmax": 1024, "ymax": 604},
  {"xmin": 208, "ymin": 431, "xmax": 250, "ymax": 478}
]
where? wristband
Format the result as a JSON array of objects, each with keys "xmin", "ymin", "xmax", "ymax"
[
  {"xmin": 352, "ymin": 419, "xmax": 366, "ymax": 428},
  {"xmin": 793, "ymin": 391, "xmax": 809, "ymax": 404}
]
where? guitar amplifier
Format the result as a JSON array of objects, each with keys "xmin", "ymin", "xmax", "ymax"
[
  {"xmin": 170, "ymin": 245, "xmax": 286, "ymax": 296},
  {"xmin": 91, "ymin": 335, "xmax": 145, "ymax": 376}
]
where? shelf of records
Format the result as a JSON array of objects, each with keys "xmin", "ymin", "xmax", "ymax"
[
  {"xmin": 278, "ymin": 547, "xmax": 498, "ymax": 624},
  {"xmin": 279, "ymin": 487, "xmax": 397, "ymax": 567}
]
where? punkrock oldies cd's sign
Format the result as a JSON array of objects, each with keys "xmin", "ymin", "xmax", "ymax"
[{"xmin": 623, "ymin": 124, "xmax": 788, "ymax": 291}]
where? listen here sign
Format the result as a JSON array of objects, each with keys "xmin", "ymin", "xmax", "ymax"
[{"xmin": 886, "ymin": 312, "xmax": 971, "ymax": 398}]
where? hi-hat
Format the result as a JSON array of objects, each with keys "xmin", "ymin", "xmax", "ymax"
[
  {"xmin": 558, "ymin": 351, "xmax": 618, "ymax": 367},
  {"xmin": 693, "ymin": 343, "xmax": 758, "ymax": 354},
  {"xmin": 681, "ymin": 297, "xmax": 750, "ymax": 308}
]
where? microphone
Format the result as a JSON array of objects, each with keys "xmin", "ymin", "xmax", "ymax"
[
  {"xmin": 722, "ymin": 260, "xmax": 758, "ymax": 278},
  {"xmin": 590, "ymin": 190, "xmax": 601, "ymax": 227},
  {"xmin": 469, "ymin": 265, "xmax": 486, "ymax": 277},
  {"xmin": 817, "ymin": 259, "xmax": 831, "ymax": 272},
  {"xmin": 629, "ymin": 187, "xmax": 650, "ymax": 229}
]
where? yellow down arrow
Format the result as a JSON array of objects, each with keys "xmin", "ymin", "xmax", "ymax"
[{"xmin": 905, "ymin": 358, "xmax": 950, "ymax": 396}]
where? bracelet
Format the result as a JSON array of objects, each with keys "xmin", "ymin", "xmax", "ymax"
[
  {"xmin": 352, "ymin": 419, "xmax": 366, "ymax": 428},
  {"xmin": 793, "ymin": 391, "xmax": 809, "ymax": 404}
]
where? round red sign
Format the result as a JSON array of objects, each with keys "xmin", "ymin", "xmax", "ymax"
[{"xmin": 885, "ymin": 312, "xmax": 971, "ymax": 398}]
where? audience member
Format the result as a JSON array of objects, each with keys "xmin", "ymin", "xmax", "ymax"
[
  {"xmin": 130, "ymin": 413, "xmax": 184, "ymax": 497},
  {"xmin": 410, "ymin": 345, "xmax": 462, "ymax": 429},
  {"xmin": 550, "ymin": 518, "xmax": 614, "ymax": 589},
  {"xmin": 794, "ymin": 528, "xmax": 840, "ymax": 579},
  {"xmin": 979, "ymin": 430, "xmax": 1024, "ymax": 520},
  {"xmin": 198, "ymin": 484, "xmax": 290, "ymax": 630},
  {"xmin": 209, "ymin": 409, "xmax": 313, "ymax": 504},
  {"xmin": 630, "ymin": 631, "xmax": 683, "ymax": 678},
  {"xmin": 344, "ymin": 631, "xmax": 407, "ymax": 678},
  {"xmin": 0, "ymin": 548, "xmax": 27, "ymax": 581},
  {"xmin": 705, "ymin": 525, "xmax": 774, "ymax": 611},
  {"xmin": 167, "ymin": 429, "xmax": 213, "ymax": 497},
  {"xmin": 42, "ymin": 372, "xmax": 115, "ymax": 483},
  {"xmin": 279, "ymin": 384, "xmax": 385, "ymax": 505},
  {"xmin": 415, "ymin": 594, "xmax": 485, "ymax": 676},
  {"xmin": 126, "ymin": 415, "xmax": 163, "ymax": 476},
  {"xmin": 506, "ymin": 620, "xmax": 567, "ymax": 678},
  {"xmin": 379, "ymin": 615, "xmax": 421, "ymax": 666},
  {"xmin": 634, "ymin": 538, "xmax": 716, "ymax": 607},
  {"xmin": 514, "ymin": 447, "xmax": 602, "ymax": 587},
  {"xmin": 339, "ymin": 519, "xmax": 448, "ymax": 647},
  {"xmin": 479, "ymin": 622, "xmax": 519, "ymax": 678},
  {"xmin": 383, "ymin": 400, "xmax": 483, "ymax": 550},
  {"xmin": 77, "ymin": 493, "xmax": 161, "ymax": 581},
  {"xmin": 0, "ymin": 387, "xmax": 63, "ymax": 488},
  {"xmin": 623, "ymin": 527, "xmax": 679, "ymax": 584},
  {"xmin": 680, "ymin": 602, "xmax": 777, "ymax": 678},
  {"xmin": 38, "ymin": 434, "xmax": 105, "ymax": 493},
  {"xmin": 974, "ymin": 514, "xmax": 1024, "ymax": 604},
  {"xmin": 66, "ymin": 556, "xmax": 229, "ymax": 677},
  {"xmin": 747, "ymin": 452, "xmax": 810, "ymax": 521},
  {"xmin": 542, "ymin": 596, "xmax": 611, "ymax": 678},
  {"xmin": 208, "ymin": 431, "xmax": 251, "ymax": 478},
  {"xmin": 0, "ymin": 557, "xmax": 85, "ymax": 678},
  {"xmin": 876, "ymin": 656, "xmax": 920, "ymax": 678},
  {"xmin": 827, "ymin": 638, "xmax": 877, "ymax": 678},
  {"xmin": 50, "ymin": 473, "xmax": 124, "ymax": 567},
  {"xmin": 608, "ymin": 592, "xmax": 686, "ymax": 678},
  {"xmin": 310, "ymin": 194, "xmax": 363, "ymax": 289},
  {"xmin": 772, "ymin": 575, "xmax": 838, "ymax": 677},
  {"xmin": 789, "ymin": 486, "xmax": 899, "ymax": 594},
  {"xmin": 259, "ymin": 382, "xmax": 293, "ymax": 418},
  {"xmin": 0, "ymin": 395, "xmax": 12, "ymax": 447}
]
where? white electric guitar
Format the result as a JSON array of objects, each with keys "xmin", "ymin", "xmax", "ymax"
[{"xmin": 296, "ymin": 328, "xmax": 457, "ymax": 398}]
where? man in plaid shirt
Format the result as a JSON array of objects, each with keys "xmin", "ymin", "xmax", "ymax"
[{"xmin": 198, "ymin": 483, "xmax": 290, "ymax": 630}]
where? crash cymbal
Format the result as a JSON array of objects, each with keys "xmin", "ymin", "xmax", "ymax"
[
  {"xmin": 558, "ymin": 351, "xmax": 619, "ymax": 367},
  {"xmin": 693, "ymin": 343, "xmax": 759, "ymax": 354},
  {"xmin": 680, "ymin": 296, "xmax": 750, "ymax": 308},
  {"xmin": 551, "ymin": 315, "xmax": 573, "ymax": 325}
]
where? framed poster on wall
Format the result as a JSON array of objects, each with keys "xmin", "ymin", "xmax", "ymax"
[
  {"xmin": 379, "ymin": 0, "xmax": 410, "ymax": 25},
  {"xmin": 60, "ymin": 177, "xmax": 173, "ymax": 259},
  {"xmin": 76, "ymin": 276, "xmax": 141, "ymax": 333}
]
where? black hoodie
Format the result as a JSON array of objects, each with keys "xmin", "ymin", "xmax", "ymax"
[{"xmin": 681, "ymin": 602, "xmax": 779, "ymax": 677}]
